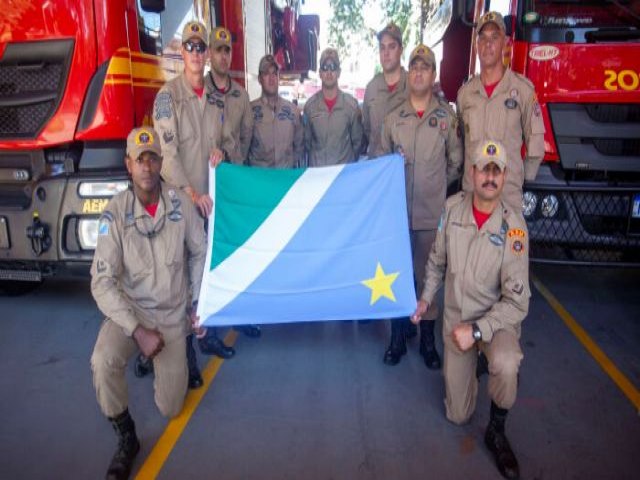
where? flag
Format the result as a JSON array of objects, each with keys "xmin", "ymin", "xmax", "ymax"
[{"xmin": 196, "ymin": 154, "xmax": 416, "ymax": 326}]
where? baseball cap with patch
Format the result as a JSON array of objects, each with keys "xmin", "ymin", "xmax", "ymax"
[
  {"xmin": 474, "ymin": 140, "xmax": 507, "ymax": 171},
  {"xmin": 377, "ymin": 23, "xmax": 403, "ymax": 47},
  {"xmin": 126, "ymin": 127, "xmax": 162, "ymax": 160},
  {"xmin": 409, "ymin": 44, "xmax": 436, "ymax": 68},
  {"xmin": 182, "ymin": 21, "xmax": 208, "ymax": 46},
  {"xmin": 259, "ymin": 54, "xmax": 279, "ymax": 74},
  {"xmin": 210, "ymin": 26, "xmax": 232, "ymax": 49},
  {"xmin": 319, "ymin": 47, "xmax": 340, "ymax": 69},
  {"xmin": 477, "ymin": 11, "xmax": 506, "ymax": 34}
]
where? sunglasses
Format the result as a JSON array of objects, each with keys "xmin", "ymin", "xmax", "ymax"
[
  {"xmin": 184, "ymin": 41, "xmax": 207, "ymax": 54},
  {"xmin": 320, "ymin": 63, "xmax": 339, "ymax": 72}
]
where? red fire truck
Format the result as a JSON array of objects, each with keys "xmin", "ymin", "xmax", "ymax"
[
  {"xmin": 427, "ymin": 0, "xmax": 640, "ymax": 264},
  {"xmin": 0, "ymin": 0, "xmax": 318, "ymax": 292}
]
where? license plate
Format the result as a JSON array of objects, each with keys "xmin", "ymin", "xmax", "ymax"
[{"xmin": 633, "ymin": 194, "xmax": 640, "ymax": 218}]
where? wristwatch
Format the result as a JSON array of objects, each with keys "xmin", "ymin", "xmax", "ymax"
[{"xmin": 471, "ymin": 322, "xmax": 482, "ymax": 342}]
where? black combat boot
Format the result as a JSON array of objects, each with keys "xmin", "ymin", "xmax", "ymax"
[
  {"xmin": 107, "ymin": 409, "xmax": 140, "ymax": 480},
  {"xmin": 198, "ymin": 329, "xmax": 235, "ymax": 358},
  {"xmin": 383, "ymin": 319, "xmax": 407, "ymax": 365},
  {"xmin": 485, "ymin": 402, "xmax": 520, "ymax": 480},
  {"xmin": 233, "ymin": 324, "xmax": 262, "ymax": 338},
  {"xmin": 419, "ymin": 320, "xmax": 441, "ymax": 370},
  {"xmin": 186, "ymin": 334, "xmax": 203, "ymax": 389},
  {"xmin": 133, "ymin": 353, "xmax": 153, "ymax": 378}
]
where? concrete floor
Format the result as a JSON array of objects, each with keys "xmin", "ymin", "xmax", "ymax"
[{"xmin": 0, "ymin": 264, "xmax": 638, "ymax": 479}]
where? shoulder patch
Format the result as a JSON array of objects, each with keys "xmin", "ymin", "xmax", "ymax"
[
  {"xmin": 511, "ymin": 239, "xmax": 525, "ymax": 255},
  {"xmin": 98, "ymin": 218, "xmax": 110, "ymax": 236},
  {"xmin": 100, "ymin": 210, "xmax": 114, "ymax": 223},
  {"xmin": 507, "ymin": 228, "xmax": 526, "ymax": 239},
  {"xmin": 154, "ymin": 92, "xmax": 172, "ymax": 120},
  {"xmin": 231, "ymin": 89, "xmax": 241, "ymax": 98},
  {"xmin": 162, "ymin": 130, "xmax": 175, "ymax": 144}
]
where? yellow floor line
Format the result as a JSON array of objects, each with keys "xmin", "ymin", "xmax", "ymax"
[
  {"xmin": 134, "ymin": 330, "xmax": 238, "ymax": 480},
  {"xmin": 532, "ymin": 274, "xmax": 640, "ymax": 414}
]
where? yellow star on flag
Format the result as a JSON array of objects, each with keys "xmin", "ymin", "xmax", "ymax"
[{"xmin": 361, "ymin": 262, "xmax": 399, "ymax": 305}]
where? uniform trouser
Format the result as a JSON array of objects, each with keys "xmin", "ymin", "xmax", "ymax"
[
  {"xmin": 91, "ymin": 319, "xmax": 188, "ymax": 419},
  {"xmin": 443, "ymin": 329, "xmax": 523, "ymax": 425},
  {"xmin": 411, "ymin": 229, "xmax": 438, "ymax": 321}
]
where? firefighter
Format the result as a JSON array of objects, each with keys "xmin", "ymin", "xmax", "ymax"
[
  {"xmin": 303, "ymin": 48, "xmax": 364, "ymax": 166},
  {"xmin": 457, "ymin": 11, "xmax": 545, "ymax": 213},
  {"xmin": 363, "ymin": 22, "xmax": 409, "ymax": 157},
  {"xmin": 204, "ymin": 25, "xmax": 261, "ymax": 339},
  {"xmin": 411, "ymin": 140, "xmax": 530, "ymax": 480},
  {"xmin": 248, "ymin": 54, "xmax": 304, "ymax": 168},
  {"xmin": 90, "ymin": 127, "xmax": 206, "ymax": 480},
  {"xmin": 151, "ymin": 20, "xmax": 231, "ymax": 384},
  {"xmin": 206, "ymin": 26, "xmax": 254, "ymax": 164},
  {"xmin": 378, "ymin": 45, "xmax": 463, "ymax": 368}
]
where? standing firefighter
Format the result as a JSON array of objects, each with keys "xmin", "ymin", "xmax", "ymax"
[
  {"xmin": 152, "ymin": 21, "xmax": 232, "ymax": 372},
  {"xmin": 412, "ymin": 140, "xmax": 530, "ymax": 480},
  {"xmin": 363, "ymin": 23, "xmax": 409, "ymax": 157},
  {"xmin": 90, "ymin": 127, "xmax": 206, "ymax": 480},
  {"xmin": 206, "ymin": 26, "xmax": 254, "ymax": 164},
  {"xmin": 248, "ymin": 54, "xmax": 304, "ymax": 168},
  {"xmin": 457, "ymin": 11, "xmax": 545, "ymax": 213},
  {"xmin": 303, "ymin": 48, "xmax": 364, "ymax": 166},
  {"xmin": 378, "ymin": 44, "xmax": 462, "ymax": 368}
]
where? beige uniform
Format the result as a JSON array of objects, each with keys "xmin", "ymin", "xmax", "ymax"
[
  {"xmin": 248, "ymin": 95, "xmax": 304, "ymax": 168},
  {"xmin": 90, "ymin": 184, "xmax": 206, "ymax": 418},
  {"xmin": 303, "ymin": 90, "xmax": 364, "ymax": 166},
  {"xmin": 379, "ymin": 97, "xmax": 462, "ymax": 320},
  {"xmin": 205, "ymin": 75, "xmax": 253, "ymax": 164},
  {"xmin": 457, "ymin": 68, "xmax": 545, "ymax": 211},
  {"xmin": 421, "ymin": 192, "xmax": 530, "ymax": 424},
  {"xmin": 362, "ymin": 69, "xmax": 409, "ymax": 156},
  {"xmin": 153, "ymin": 73, "xmax": 224, "ymax": 195}
]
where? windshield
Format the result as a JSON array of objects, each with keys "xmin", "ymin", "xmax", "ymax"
[{"xmin": 521, "ymin": 1, "xmax": 640, "ymax": 42}]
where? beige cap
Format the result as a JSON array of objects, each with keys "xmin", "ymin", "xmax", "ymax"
[
  {"xmin": 126, "ymin": 127, "xmax": 161, "ymax": 160},
  {"xmin": 409, "ymin": 44, "xmax": 436, "ymax": 68},
  {"xmin": 473, "ymin": 140, "xmax": 507, "ymax": 171},
  {"xmin": 377, "ymin": 23, "xmax": 403, "ymax": 46},
  {"xmin": 258, "ymin": 54, "xmax": 279, "ymax": 74},
  {"xmin": 477, "ymin": 11, "xmax": 506, "ymax": 34},
  {"xmin": 181, "ymin": 21, "xmax": 208, "ymax": 46},
  {"xmin": 319, "ymin": 47, "xmax": 340, "ymax": 69},
  {"xmin": 210, "ymin": 26, "xmax": 232, "ymax": 49}
]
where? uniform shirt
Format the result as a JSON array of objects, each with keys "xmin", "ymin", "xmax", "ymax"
[
  {"xmin": 457, "ymin": 68, "xmax": 545, "ymax": 210},
  {"xmin": 362, "ymin": 69, "xmax": 409, "ymax": 156},
  {"xmin": 421, "ymin": 192, "xmax": 530, "ymax": 342},
  {"xmin": 153, "ymin": 73, "xmax": 224, "ymax": 195},
  {"xmin": 248, "ymin": 95, "xmax": 304, "ymax": 168},
  {"xmin": 204, "ymin": 74, "xmax": 253, "ymax": 164},
  {"xmin": 91, "ymin": 184, "xmax": 206, "ymax": 342},
  {"xmin": 303, "ymin": 90, "xmax": 364, "ymax": 166},
  {"xmin": 379, "ymin": 97, "xmax": 463, "ymax": 230}
]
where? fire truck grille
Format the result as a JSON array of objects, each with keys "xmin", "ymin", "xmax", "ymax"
[
  {"xmin": 0, "ymin": 40, "xmax": 72, "ymax": 139},
  {"xmin": 592, "ymin": 138, "xmax": 640, "ymax": 157},
  {"xmin": 0, "ymin": 102, "xmax": 55, "ymax": 139},
  {"xmin": 585, "ymin": 104, "xmax": 640, "ymax": 123},
  {"xmin": 525, "ymin": 186, "xmax": 640, "ymax": 265}
]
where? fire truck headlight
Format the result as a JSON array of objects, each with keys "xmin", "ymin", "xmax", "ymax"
[
  {"xmin": 522, "ymin": 191, "xmax": 537, "ymax": 217},
  {"xmin": 78, "ymin": 181, "xmax": 129, "ymax": 198},
  {"xmin": 540, "ymin": 194, "xmax": 559, "ymax": 218},
  {"xmin": 78, "ymin": 218, "xmax": 99, "ymax": 250}
]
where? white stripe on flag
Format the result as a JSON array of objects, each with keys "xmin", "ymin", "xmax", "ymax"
[{"xmin": 197, "ymin": 164, "xmax": 345, "ymax": 324}]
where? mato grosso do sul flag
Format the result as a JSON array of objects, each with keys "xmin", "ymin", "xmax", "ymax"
[{"xmin": 196, "ymin": 154, "xmax": 416, "ymax": 327}]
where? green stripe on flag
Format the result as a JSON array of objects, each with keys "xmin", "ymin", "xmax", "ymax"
[{"xmin": 211, "ymin": 163, "xmax": 305, "ymax": 270}]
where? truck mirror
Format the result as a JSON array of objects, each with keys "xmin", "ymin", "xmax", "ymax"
[
  {"xmin": 504, "ymin": 14, "xmax": 513, "ymax": 36},
  {"xmin": 140, "ymin": 0, "xmax": 165, "ymax": 13}
]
